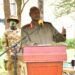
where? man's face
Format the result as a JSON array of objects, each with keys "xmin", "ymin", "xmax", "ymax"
[
  {"xmin": 10, "ymin": 21, "xmax": 17, "ymax": 30},
  {"xmin": 30, "ymin": 9, "xmax": 40, "ymax": 21}
]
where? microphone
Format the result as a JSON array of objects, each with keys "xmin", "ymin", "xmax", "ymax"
[{"xmin": 38, "ymin": 19, "xmax": 44, "ymax": 26}]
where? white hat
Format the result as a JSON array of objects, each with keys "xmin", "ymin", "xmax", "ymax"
[{"xmin": 7, "ymin": 15, "xmax": 19, "ymax": 23}]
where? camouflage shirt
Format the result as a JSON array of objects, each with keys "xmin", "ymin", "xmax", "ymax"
[{"xmin": 4, "ymin": 28, "xmax": 21, "ymax": 47}]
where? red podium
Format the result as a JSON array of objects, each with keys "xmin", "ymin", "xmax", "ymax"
[{"xmin": 23, "ymin": 46, "xmax": 67, "ymax": 75}]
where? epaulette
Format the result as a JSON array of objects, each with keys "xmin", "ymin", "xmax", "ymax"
[{"xmin": 43, "ymin": 21, "xmax": 53, "ymax": 27}]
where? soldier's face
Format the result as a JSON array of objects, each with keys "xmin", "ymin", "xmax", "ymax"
[
  {"xmin": 30, "ymin": 10, "xmax": 40, "ymax": 21},
  {"xmin": 10, "ymin": 21, "xmax": 17, "ymax": 30}
]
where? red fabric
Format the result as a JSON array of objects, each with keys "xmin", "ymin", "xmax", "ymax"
[
  {"xmin": 27, "ymin": 62, "xmax": 62, "ymax": 75},
  {"xmin": 30, "ymin": 23, "xmax": 33, "ymax": 29}
]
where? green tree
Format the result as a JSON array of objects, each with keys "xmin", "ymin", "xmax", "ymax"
[
  {"xmin": 3, "ymin": 0, "xmax": 29, "ymax": 28},
  {"xmin": 3, "ymin": 0, "xmax": 10, "ymax": 29},
  {"xmin": 16, "ymin": 0, "xmax": 29, "ymax": 27},
  {"xmin": 53, "ymin": 0, "xmax": 75, "ymax": 17}
]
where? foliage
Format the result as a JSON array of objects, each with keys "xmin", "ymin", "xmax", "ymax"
[
  {"xmin": 0, "ymin": 38, "xmax": 3, "ymax": 52},
  {"xmin": 66, "ymin": 39, "xmax": 75, "ymax": 49},
  {"xmin": 51, "ymin": 0, "xmax": 75, "ymax": 17}
]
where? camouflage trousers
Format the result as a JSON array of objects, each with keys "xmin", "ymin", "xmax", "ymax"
[{"xmin": 4, "ymin": 53, "xmax": 22, "ymax": 75}]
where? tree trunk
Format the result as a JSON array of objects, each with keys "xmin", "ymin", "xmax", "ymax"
[
  {"xmin": 15, "ymin": 0, "xmax": 22, "ymax": 28},
  {"xmin": 3, "ymin": 0, "xmax": 10, "ymax": 29},
  {"xmin": 38, "ymin": 0, "xmax": 43, "ymax": 19}
]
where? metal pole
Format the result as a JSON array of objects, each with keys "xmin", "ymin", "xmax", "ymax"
[
  {"xmin": 13, "ymin": 47, "xmax": 17, "ymax": 75},
  {"xmin": 38, "ymin": 0, "xmax": 43, "ymax": 19}
]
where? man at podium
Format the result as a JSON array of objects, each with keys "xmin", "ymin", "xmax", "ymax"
[
  {"xmin": 21, "ymin": 6, "xmax": 66, "ymax": 46},
  {"xmin": 21, "ymin": 6, "xmax": 66, "ymax": 75}
]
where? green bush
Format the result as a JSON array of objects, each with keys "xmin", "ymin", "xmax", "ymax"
[
  {"xmin": 66, "ymin": 39, "xmax": 75, "ymax": 49},
  {"xmin": 0, "ymin": 38, "xmax": 3, "ymax": 52}
]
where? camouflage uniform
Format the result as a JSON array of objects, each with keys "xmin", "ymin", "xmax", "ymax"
[{"xmin": 4, "ymin": 28, "xmax": 21, "ymax": 75}]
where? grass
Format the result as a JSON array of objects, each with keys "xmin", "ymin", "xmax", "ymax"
[{"xmin": 0, "ymin": 51, "xmax": 8, "ymax": 75}]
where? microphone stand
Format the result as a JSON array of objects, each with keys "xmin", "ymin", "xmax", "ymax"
[{"xmin": 0, "ymin": 25, "xmax": 41, "ymax": 75}]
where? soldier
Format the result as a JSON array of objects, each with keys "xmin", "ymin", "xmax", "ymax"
[{"xmin": 3, "ymin": 16, "xmax": 21, "ymax": 75}]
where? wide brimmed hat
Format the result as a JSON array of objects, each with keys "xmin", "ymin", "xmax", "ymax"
[{"xmin": 7, "ymin": 15, "xmax": 19, "ymax": 23}]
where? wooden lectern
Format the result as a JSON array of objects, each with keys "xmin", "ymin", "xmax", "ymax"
[{"xmin": 23, "ymin": 46, "xmax": 67, "ymax": 75}]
